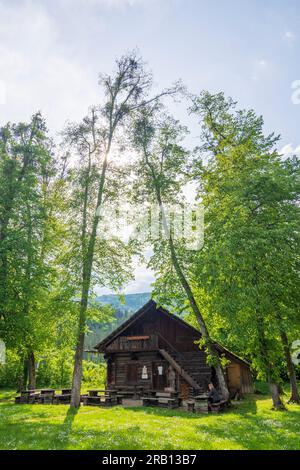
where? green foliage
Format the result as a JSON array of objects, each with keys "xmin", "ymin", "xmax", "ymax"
[
  {"xmin": 190, "ymin": 92, "xmax": 300, "ymax": 386},
  {"xmin": 0, "ymin": 350, "xmax": 23, "ymax": 388},
  {"xmin": 0, "ymin": 348, "xmax": 105, "ymax": 389},
  {"xmin": 82, "ymin": 360, "xmax": 106, "ymax": 388},
  {"xmin": 35, "ymin": 349, "xmax": 74, "ymax": 388}
]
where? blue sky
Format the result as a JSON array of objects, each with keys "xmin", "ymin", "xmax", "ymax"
[{"xmin": 0, "ymin": 0, "xmax": 299, "ymax": 293}]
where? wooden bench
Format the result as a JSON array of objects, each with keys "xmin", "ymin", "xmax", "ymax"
[
  {"xmin": 210, "ymin": 400, "xmax": 229, "ymax": 412},
  {"xmin": 28, "ymin": 392, "xmax": 41, "ymax": 404},
  {"xmin": 80, "ymin": 393, "xmax": 88, "ymax": 403},
  {"xmin": 142, "ymin": 396, "xmax": 178, "ymax": 409},
  {"xmin": 116, "ymin": 391, "xmax": 136, "ymax": 404},
  {"xmin": 186, "ymin": 401, "xmax": 195, "ymax": 412},
  {"xmin": 158, "ymin": 397, "xmax": 178, "ymax": 408},
  {"xmin": 194, "ymin": 395, "xmax": 209, "ymax": 413},
  {"xmin": 53, "ymin": 394, "xmax": 71, "ymax": 404},
  {"xmin": 83, "ymin": 395, "xmax": 117, "ymax": 407},
  {"xmin": 156, "ymin": 392, "xmax": 178, "ymax": 398},
  {"xmin": 141, "ymin": 396, "xmax": 158, "ymax": 406},
  {"xmin": 115, "ymin": 386, "xmax": 143, "ymax": 399},
  {"xmin": 39, "ymin": 393, "xmax": 54, "ymax": 404}
]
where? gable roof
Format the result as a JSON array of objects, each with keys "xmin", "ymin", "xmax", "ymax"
[
  {"xmin": 94, "ymin": 299, "xmax": 250, "ymax": 367},
  {"xmin": 94, "ymin": 299, "xmax": 197, "ymax": 351}
]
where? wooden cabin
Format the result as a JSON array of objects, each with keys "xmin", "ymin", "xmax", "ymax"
[{"xmin": 95, "ymin": 300, "xmax": 253, "ymax": 399}]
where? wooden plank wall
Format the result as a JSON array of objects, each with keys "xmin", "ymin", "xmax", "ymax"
[
  {"xmin": 125, "ymin": 311, "xmax": 201, "ymax": 353},
  {"xmin": 107, "ymin": 352, "xmax": 169, "ymax": 389}
]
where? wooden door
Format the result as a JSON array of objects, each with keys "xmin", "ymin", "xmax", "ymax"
[
  {"xmin": 107, "ymin": 360, "xmax": 116, "ymax": 386},
  {"xmin": 152, "ymin": 362, "xmax": 167, "ymax": 390},
  {"xmin": 226, "ymin": 363, "xmax": 241, "ymax": 393},
  {"xmin": 126, "ymin": 363, "xmax": 138, "ymax": 384}
]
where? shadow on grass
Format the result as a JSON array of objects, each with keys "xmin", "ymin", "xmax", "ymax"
[
  {"xmin": 55, "ymin": 406, "xmax": 79, "ymax": 449},
  {"xmin": 192, "ymin": 408, "xmax": 300, "ymax": 450},
  {"xmin": 0, "ymin": 416, "xmax": 164, "ymax": 450},
  {"xmin": 126, "ymin": 396, "xmax": 258, "ymax": 419},
  {"xmin": 0, "ymin": 404, "xmax": 80, "ymax": 450},
  {"xmin": 0, "ymin": 396, "xmax": 299, "ymax": 450}
]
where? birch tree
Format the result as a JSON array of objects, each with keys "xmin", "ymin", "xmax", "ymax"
[{"xmin": 65, "ymin": 52, "xmax": 179, "ymax": 407}]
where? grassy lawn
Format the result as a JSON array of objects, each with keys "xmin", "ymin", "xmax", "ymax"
[{"xmin": 0, "ymin": 389, "xmax": 299, "ymax": 450}]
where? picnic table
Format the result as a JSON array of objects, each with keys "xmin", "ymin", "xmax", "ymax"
[
  {"xmin": 142, "ymin": 389, "xmax": 156, "ymax": 397},
  {"xmin": 186, "ymin": 393, "xmax": 229, "ymax": 413},
  {"xmin": 142, "ymin": 390, "xmax": 180, "ymax": 409},
  {"xmin": 16, "ymin": 389, "xmax": 41, "ymax": 404},
  {"xmin": 87, "ymin": 389, "xmax": 117, "ymax": 397},
  {"xmin": 53, "ymin": 389, "xmax": 72, "ymax": 404},
  {"xmin": 83, "ymin": 389, "xmax": 118, "ymax": 407},
  {"xmin": 20, "ymin": 389, "xmax": 37, "ymax": 395},
  {"xmin": 39, "ymin": 389, "xmax": 55, "ymax": 404},
  {"xmin": 187, "ymin": 394, "xmax": 209, "ymax": 413},
  {"xmin": 16, "ymin": 389, "xmax": 54, "ymax": 404},
  {"xmin": 115, "ymin": 387, "xmax": 145, "ymax": 403},
  {"xmin": 116, "ymin": 390, "xmax": 135, "ymax": 401},
  {"xmin": 15, "ymin": 388, "xmax": 73, "ymax": 405}
]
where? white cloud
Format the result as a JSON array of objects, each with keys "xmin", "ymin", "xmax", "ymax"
[
  {"xmin": 258, "ymin": 59, "xmax": 267, "ymax": 68},
  {"xmin": 279, "ymin": 143, "xmax": 300, "ymax": 159},
  {"xmin": 285, "ymin": 31, "xmax": 294, "ymax": 39},
  {"xmin": 284, "ymin": 30, "xmax": 296, "ymax": 45}
]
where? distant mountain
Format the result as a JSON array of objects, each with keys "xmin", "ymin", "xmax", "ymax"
[
  {"xmin": 84, "ymin": 292, "xmax": 151, "ymax": 352},
  {"xmin": 95, "ymin": 292, "xmax": 151, "ymax": 313}
]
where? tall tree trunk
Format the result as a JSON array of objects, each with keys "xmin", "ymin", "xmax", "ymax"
[
  {"xmin": 28, "ymin": 351, "xmax": 36, "ymax": 390},
  {"xmin": 256, "ymin": 320, "xmax": 286, "ymax": 410},
  {"xmin": 70, "ymin": 286, "xmax": 89, "ymax": 408},
  {"xmin": 167, "ymin": 233, "xmax": 229, "ymax": 400},
  {"xmin": 70, "ymin": 148, "xmax": 109, "ymax": 408},
  {"xmin": 268, "ymin": 379, "xmax": 286, "ymax": 411},
  {"xmin": 280, "ymin": 330, "xmax": 300, "ymax": 404},
  {"xmin": 17, "ymin": 357, "xmax": 28, "ymax": 392},
  {"xmin": 148, "ymin": 161, "xmax": 229, "ymax": 400}
]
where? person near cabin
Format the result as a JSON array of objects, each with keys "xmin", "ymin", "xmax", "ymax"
[{"xmin": 207, "ymin": 382, "xmax": 221, "ymax": 410}]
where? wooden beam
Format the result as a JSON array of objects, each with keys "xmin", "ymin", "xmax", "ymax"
[
  {"xmin": 126, "ymin": 336, "xmax": 150, "ymax": 341},
  {"xmin": 158, "ymin": 349, "xmax": 200, "ymax": 390}
]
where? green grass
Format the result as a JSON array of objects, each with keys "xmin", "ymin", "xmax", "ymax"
[{"xmin": 0, "ymin": 389, "xmax": 299, "ymax": 450}]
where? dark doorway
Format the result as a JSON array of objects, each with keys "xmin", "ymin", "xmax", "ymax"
[
  {"xmin": 152, "ymin": 362, "xmax": 167, "ymax": 390},
  {"xmin": 126, "ymin": 363, "xmax": 138, "ymax": 383}
]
